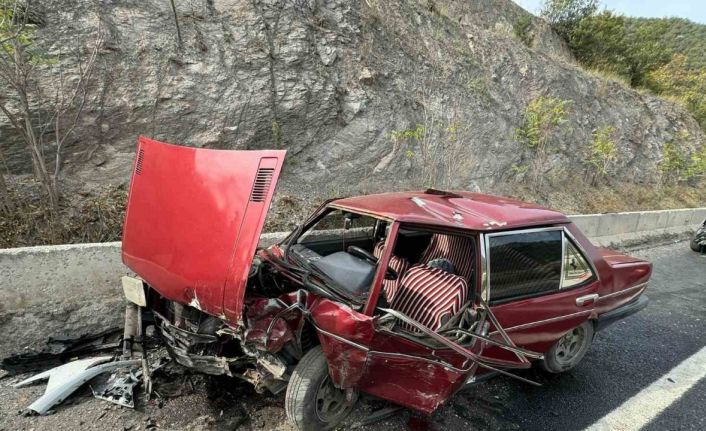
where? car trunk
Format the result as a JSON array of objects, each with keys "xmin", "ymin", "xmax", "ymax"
[
  {"xmin": 121, "ymin": 137, "xmax": 285, "ymax": 322},
  {"xmin": 596, "ymin": 247, "xmax": 651, "ymax": 302},
  {"xmin": 597, "ymin": 247, "xmax": 648, "ymax": 267}
]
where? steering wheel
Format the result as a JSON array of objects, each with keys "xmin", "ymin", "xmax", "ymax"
[{"xmin": 347, "ymin": 246, "xmax": 378, "ymax": 264}]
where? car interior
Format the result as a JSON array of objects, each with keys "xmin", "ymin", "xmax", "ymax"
[{"xmin": 290, "ymin": 208, "xmax": 481, "ymax": 340}]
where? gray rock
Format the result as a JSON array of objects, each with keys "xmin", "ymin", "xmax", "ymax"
[{"xmin": 0, "ymin": 0, "xmax": 703, "ymax": 207}]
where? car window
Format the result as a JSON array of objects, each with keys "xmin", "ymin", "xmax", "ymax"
[
  {"xmin": 297, "ymin": 210, "xmax": 376, "ymax": 245},
  {"xmin": 561, "ymin": 240, "xmax": 594, "ymax": 288},
  {"xmin": 488, "ymin": 230, "xmax": 563, "ymax": 302}
]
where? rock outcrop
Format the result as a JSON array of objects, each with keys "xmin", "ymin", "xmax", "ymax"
[{"xmin": 1, "ymin": 0, "xmax": 704, "ymax": 221}]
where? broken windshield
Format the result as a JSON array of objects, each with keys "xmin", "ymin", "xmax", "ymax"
[{"xmin": 296, "ymin": 209, "xmax": 379, "ymax": 249}]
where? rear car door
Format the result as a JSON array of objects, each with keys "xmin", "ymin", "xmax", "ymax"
[{"xmin": 480, "ymin": 226, "xmax": 600, "ymax": 363}]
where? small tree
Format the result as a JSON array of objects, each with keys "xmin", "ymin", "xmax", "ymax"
[
  {"xmin": 659, "ymin": 141, "xmax": 687, "ymax": 184},
  {"xmin": 515, "ymin": 96, "xmax": 572, "ymax": 189},
  {"xmin": 389, "ymin": 96, "xmax": 472, "ymax": 189},
  {"xmin": 659, "ymin": 131, "xmax": 706, "ymax": 185},
  {"xmin": 541, "ymin": 0, "xmax": 599, "ymax": 40},
  {"xmin": 0, "ymin": 164, "xmax": 11, "ymax": 214},
  {"xmin": 584, "ymin": 125, "xmax": 618, "ymax": 185},
  {"xmin": 0, "ymin": 1, "xmax": 100, "ymax": 214}
]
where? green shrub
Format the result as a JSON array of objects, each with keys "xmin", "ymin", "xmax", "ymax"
[
  {"xmin": 513, "ymin": 15, "xmax": 534, "ymax": 47},
  {"xmin": 585, "ymin": 125, "xmax": 618, "ymax": 184},
  {"xmin": 659, "ymin": 131, "xmax": 706, "ymax": 184},
  {"xmin": 569, "ymin": 11, "xmax": 671, "ymax": 87},
  {"xmin": 660, "ymin": 141, "xmax": 687, "ymax": 183},
  {"xmin": 390, "ymin": 124, "xmax": 426, "ymax": 142},
  {"xmin": 684, "ymin": 145, "xmax": 706, "ymax": 182},
  {"xmin": 515, "ymin": 96, "xmax": 572, "ymax": 189},
  {"xmin": 515, "ymin": 96, "xmax": 571, "ymax": 151},
  {"xmin": 646, "ymin": 55, "xmax": 706, "ymax": 130}
]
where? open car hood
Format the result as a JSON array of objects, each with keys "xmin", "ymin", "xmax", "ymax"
[{"xmin": 122, "ymin": 137, "xmax": 285, "ymax": 321}]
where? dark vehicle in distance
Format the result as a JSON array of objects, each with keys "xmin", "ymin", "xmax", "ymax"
[{"xmin": 691, "ymin": 218, "xmax": 706, "ymax": 252}]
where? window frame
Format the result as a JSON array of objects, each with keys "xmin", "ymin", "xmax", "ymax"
[
  {"xmin": 295, "ymin": 207, "xmax": 379, "ymax": 246},
  {"xmin": 482, "ymin": 226, "xmax": 598, "ymax": 305}
]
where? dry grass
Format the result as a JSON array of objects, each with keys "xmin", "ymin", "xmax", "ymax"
[
  {"xmin": 0, "ymin": 181, "xmax": 127, "ymax": 248},
  {"xmin": 2, "ymin": 177, "xmax": 705, "ymax": 248},
  {"xmin": 585, "ymin": 67, "xmax": 632, "ymax": 88},
  {"xmin": 504, "ymin": 179, "xmax": 706, "ymax": 215}
]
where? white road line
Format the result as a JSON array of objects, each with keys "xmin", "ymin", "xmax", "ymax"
[{"xmin": 585, "ymin": 345, "xmax": 706, "ymax": 431}]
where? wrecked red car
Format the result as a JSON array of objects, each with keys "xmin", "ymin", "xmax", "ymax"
[{"xmin": 121, "ymin": 137, "xmax": 651, "ymax": 430}]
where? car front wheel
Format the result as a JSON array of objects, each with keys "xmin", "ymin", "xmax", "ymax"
[
  {"xmin": 541, "ymin": 321, "xmax": 594, "ymax": 373},
  {"xmin": 285, "ymin": 346, "xmax": 357, "ymax": 430}
]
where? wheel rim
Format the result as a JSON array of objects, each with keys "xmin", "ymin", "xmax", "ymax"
[
  {"xmin": 315, "ymin": 375, "xmax": 352, "ymax": 424},
  {"xmin": 554, "ymin": 326, "xmax": 586, "ymax": 366}
]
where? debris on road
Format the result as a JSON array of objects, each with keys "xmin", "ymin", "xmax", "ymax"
[
  {"xmin": 13, "ymin": 356, "xmax": 140, "ymax": 415},
  {"xmin": 3, "ymin": 307, "xmax": 169, "ymax": 416},
  {"xmin": 92, "ymin": 356, "xmax": 169, "ymax": 408},
  {"xmin": 1, "ymin": 327, "xmax": 122, "ymax": 375}
]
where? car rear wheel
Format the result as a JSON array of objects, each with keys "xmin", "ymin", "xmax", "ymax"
[
  {"xmin": 285, "ymin": 346, "xmax": 357, "ymax": 430},
  {"xmin": 541, "ymin": 321, "xmax": 594, "ymax": 373}
]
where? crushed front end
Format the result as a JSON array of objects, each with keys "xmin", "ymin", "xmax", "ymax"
[{"xmin": 143, "ymin": 283, "xmax": 308, "ymax": 395}]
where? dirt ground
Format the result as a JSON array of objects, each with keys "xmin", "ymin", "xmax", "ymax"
[
  {"xmin": 0, "ymin": 365, "xmax": 521, "ymax": 431},
  {"xmin": 0, "ymin": 298, "xmax": 517, "ymax": 431}
]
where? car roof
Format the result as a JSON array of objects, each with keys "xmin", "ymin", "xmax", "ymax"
[{"xmin": 330, "ymin": 190, "xmax": 569, "ymax": 231}]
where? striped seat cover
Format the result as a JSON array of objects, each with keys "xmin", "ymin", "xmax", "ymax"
[
  {"xmin": 420, "ymin": 233, "xmax": 475, "ymax": 281},
  {"xmin": 373, "ymin": 242, "xmax": 410, "ymax": 301},
  {"xmin": 390, "ymin": 264, "xmax": 468, "ymax": 332}
]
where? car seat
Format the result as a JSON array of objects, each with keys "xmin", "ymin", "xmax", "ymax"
[
  {"xmin": 389, "ymin": 264, "xmax": 468, "ymax": 333},
  {"xmin": 419, "ymin": 233, "xmax": 475, "ymax": 281}
]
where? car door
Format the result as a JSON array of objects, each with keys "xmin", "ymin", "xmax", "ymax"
[
  {"xmin": 348, "ymin": 223, "xmax": 487, "ymax": 414},
  {"xmin": 310, "ymin": 295, "xmax": 485, "ymax": 414},
  {"xmin": 480, "ymin": 226, "xmax": 600, "ymax": 363}
]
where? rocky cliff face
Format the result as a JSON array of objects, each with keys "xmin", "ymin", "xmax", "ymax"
[{"xmin": 1, "ymin": 0, "xmax": 704, "ymax": 229}]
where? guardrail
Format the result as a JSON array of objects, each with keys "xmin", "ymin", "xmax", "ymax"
[
  {"xmin": 1, "ymin": 208, "xmax": 704, "ymax": 312},
  {"xmin": 570, "ymin": 208, "xmax": 706, "ymax": 247}
]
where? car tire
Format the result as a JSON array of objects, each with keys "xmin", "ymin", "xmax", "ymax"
[
  {"xmin": 285, "ymin": 346, "xmax": 357, "ymax": 430},
  {"xmin": 541, "ymin": 321, "xmax": 594, "ymax": 373}
]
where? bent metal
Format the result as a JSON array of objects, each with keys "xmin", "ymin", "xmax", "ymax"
[{"xmin": 120, "ymin": 137, "xmax": 652, "ymax": 430}]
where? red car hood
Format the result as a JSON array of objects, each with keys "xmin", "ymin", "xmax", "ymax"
[{"xmin": 122, "ymin": 137, "xmax": 286, "ymax": 321}]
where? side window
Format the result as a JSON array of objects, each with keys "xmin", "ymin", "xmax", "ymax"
[
  {"xmin": 562, "ymin": 240, "xmax": 594, "ymax": 288},
  {"xmin": 488, "ymin": 230, "xmax": 563, "ymax": 302}
]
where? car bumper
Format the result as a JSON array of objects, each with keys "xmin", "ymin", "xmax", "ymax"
[{"xmin": 595, "ymin": 295, "xmax": 649, "ymax": 332}]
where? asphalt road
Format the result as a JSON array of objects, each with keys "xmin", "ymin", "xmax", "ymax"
[
  {"xmin": 1, "ymin": 240, "xmax": 704, "ymax": 430},
  {"xmin": 444, "ymin": 239, "xmax": 706, "ymax": 431},
  {"xmin": 510, "ymin": 240, "xmax": 705, "ymax": 430}
]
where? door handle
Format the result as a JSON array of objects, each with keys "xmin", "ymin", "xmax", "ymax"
[{"xmin": 576, "ymin": 294, "xmax": 598, "ymax": 307}]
